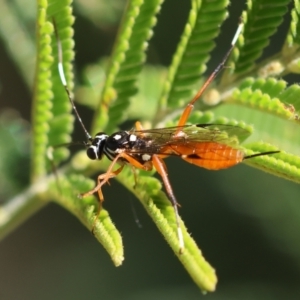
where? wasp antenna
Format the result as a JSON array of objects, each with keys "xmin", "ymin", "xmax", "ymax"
[
  {"xmin": 52, "ymin": 18, "xmax": 92, "ymax": 141},
  {"xmin": 177, "ymin": 19, "xmax": 244, "ymax": 127},
  {"xmin": 231, "ymin": 21, "xmax": 243, "ymax": 46},
  {"xmin": 195, "ymin": 20, "xmax": 243, "ymax": 99}
]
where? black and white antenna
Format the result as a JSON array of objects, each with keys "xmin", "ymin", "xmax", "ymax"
[{"xmin": 53, "ymin": 19, "xmax": 92, "ymax": 142}]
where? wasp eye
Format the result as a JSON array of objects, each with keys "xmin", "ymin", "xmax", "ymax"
[{"xmin": 86, "ymin": 146, "xmax": 98, "ymax": 160}]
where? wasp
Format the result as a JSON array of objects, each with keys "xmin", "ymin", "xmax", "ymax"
[{"xmin": 54, "ymin": 20, "xmax": 278, "ymax": 252}]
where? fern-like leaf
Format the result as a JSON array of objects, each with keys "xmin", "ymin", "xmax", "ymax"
[
  {"xmin": 245, "ymin": 142, "xmax": 300, "ymax": 183},
  {"xmin": 278, "ymin": 83, "xmax": 300, "ymax": 113},
  {"xmin": 229, "ymin": 78, "xmax": 294, "ymax": 119},
  {"xmin": 231, "ymin": 0, "xmax": 291, "ymax": 74},
  {"xmin": 47, "ymin": 0, "xmax": 75, "ymax": 164},
  {"xmin": 49, "ymin": 173, "xmax": 124, "ymax": 266},
  {"xmin": 92, "ymin": 0, "xmax": 164, "ymax": 134},
  {"xmin": 114, "ymin": 163, "xmax": 218, "ymax": 292},
  {"xmin": 31, "ymin": 3, "xmax": 54, "ymax": 180},
  {"xmin": 31, "ymin": 0, "xmax": 75, "ymax": 180},
  {"xmin": 284, "ymin": 0, "xmax": 300, "ymax": 48},
  {"xmin": 159, "ymin": 0, "xmax": 229, "ymax": 112}
]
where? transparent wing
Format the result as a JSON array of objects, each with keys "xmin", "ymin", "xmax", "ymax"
[{"xmin": 128, "ymin": 124, "xmax": 251, "ymax": 155}]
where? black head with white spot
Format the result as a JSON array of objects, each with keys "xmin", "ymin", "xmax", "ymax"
[
  {"xmin": 86, "ymin": 130, "xmax": 150, "ymax": 163},
  {"xmin": 86, "ymin": 132, "xmax": 108, "ymax": 160}
]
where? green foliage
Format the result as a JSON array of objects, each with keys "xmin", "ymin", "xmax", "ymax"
[
  {"xmin": 32, "ymin": 0, "xmax": 74, "ymax": 180},
  {"xmin": 49, "ymin": 172, "xmax": 124, "ymax": 266},
  {"xmin": 31, "ymin": 2, "xmax": 53, "ymax": 180},
  {"xmin": 233, "ymin": 0, "xmax": 291, "ymax": 74},
  {"xmin": 245, "ymin": 142, "xmax": 300, "ymax": 182},
  {"xmin": 115, "ymin": 161, "xmax": 217, "ymax": 291},
  {"xmin": 46, "ymin": 0, "xmax": 75, "ymax": 164},
  {"xmin": 285, "ymin": 0, "xmax": 300, "ymax": 47},
  {"xmin": 1, "ymin": 0, "xmax": 300, "ymax": 293},
  {"xmin": 92, "ymin": 0, "xmax": 164, "ymax": 133},
  {"xmin": 159, "ymin": 0, "xmax": 230, "ymax": 110},
  {"xmin": 0, "ymin": 0, "xmax": 35, "ymax": 86},
  {"xmin": 0, "ymin": 110, "xmax": 30, "ymax": 199},
  {"xmin": 230, "ymin": 78, "xmax": 295, "ymax": 119}
]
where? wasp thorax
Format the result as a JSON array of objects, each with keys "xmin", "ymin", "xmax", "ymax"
[{"xmin": 86, "ymin": 132, "xmax": 108, "ymax": 160}]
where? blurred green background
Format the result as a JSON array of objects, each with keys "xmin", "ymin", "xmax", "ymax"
[{"xmin": 0, "ymin": 0, "xmax": 300, "ymax": 299}]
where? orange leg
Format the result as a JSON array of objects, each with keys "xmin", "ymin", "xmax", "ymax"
[
  {"xmin": 80, "ymin": 152, "xmax": 124, "ymax": 230},
  {"xmin": 152, "ymin": 154, "xmax": 184, "ymax": 253},
  {"xmin": 81, "ymin": 166, "xmax": 124, "ymax": 232},
  {"xmin": 81, "ymin": 150, "xmax": 154, "ymax": 228},
  {"xmin": 81, "ymin": 157, "xmax": 124, "ymax": 199},
  {"xmin": 136, "ymin": 121, "xmax": 184, "ymax": 252},
  {"xmin": 82, "ymin": 151, "xmax": 153, "ymax": 200}
]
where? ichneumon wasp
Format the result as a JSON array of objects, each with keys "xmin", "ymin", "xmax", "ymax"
[{"xmin": 53, "ymin": 19, "xmax": 279, "ymax": 253}]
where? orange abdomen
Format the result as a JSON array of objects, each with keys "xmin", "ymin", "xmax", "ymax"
[{"xmin": 165, "ymin": 142, "xmax": 245, "ymax": 170}]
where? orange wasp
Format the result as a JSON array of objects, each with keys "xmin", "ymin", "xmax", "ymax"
[{"xmin": 54, "ymin": 21, "xmax": 278, "ymax": 252}]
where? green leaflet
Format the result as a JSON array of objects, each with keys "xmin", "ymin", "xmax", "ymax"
[
  {"xmin": 92, "ymin": 0, "xmax": 164, "ymax": 134},
  {"xmin": 32, "ymin": 0, "xmax": 75, "ymax": 180},
  {"xmin": 244, "ymin": 142, "xmax": 300, "ymax": 183},
  {"xmin": 278, "ymin": 83, "xmax": 300, "ymax": 113},
  {"xmin": 49, "ymin": 173, "xmax": 124, "ymax": 266},
  {"xmin": 159, "ymin": 0, "xmax": 230, "ymax": 111},
  {"xmin": 232, "ymin": 0, "xmax": 291, "ymax": 74},
  {"xmin": 114, "ymin": 164, "xmax": 217, "ymax": 292},
  {"xmin": 31, "ymin": 2, "xmax": 54, "ymax": 180},
  {"xmin": 284, "ymin": 0, "xmax": 300, "ymax": 47},
  {"xmin": 228, "ymin": 77, "xmax": 300, "ymax": 121},
  {"xmin": 230, "ymin": 79, "xmax": 294, "ymax": 119},
  {"xmin": 237, "ymin": 77, "xmax": 287, "ymax": 98},
  {"xmin": 46, "ymin": 0, "xmax": 75, "ymax": 164}
]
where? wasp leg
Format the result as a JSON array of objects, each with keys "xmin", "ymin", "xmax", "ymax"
[
  {"xmin": 93, "ymin": 165, "xmax": 125, "ymax": 232},
  {"xmin": 135, "ymin": 121, "xmax": 184, "ymax": 252},
  {"xmin": 83, "ymin": 151, "xmax": 153, "ymax": 233},
  {"xmin": 79, "ymin": 152, "xmax": 125, "ymax": 232},
  {"xmin": 152, "ymin": 155, "xmax": 184, "ymax": 254}
]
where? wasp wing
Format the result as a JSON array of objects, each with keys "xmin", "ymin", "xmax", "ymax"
[{"xmin": 128, "ymin": 124, "xmax": 250, "ymax": 155}]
